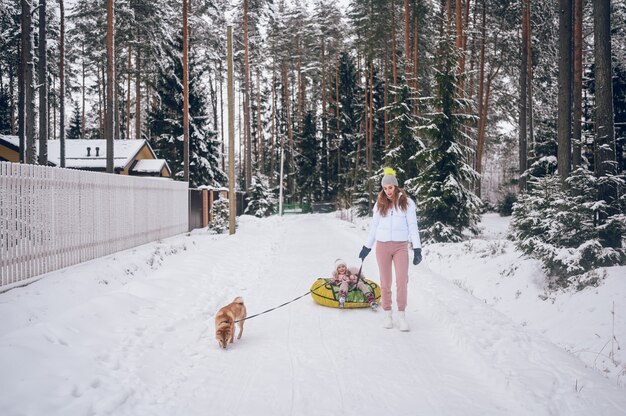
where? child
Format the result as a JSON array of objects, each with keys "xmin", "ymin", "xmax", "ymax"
[{"xmin": 331, "ymin": 259, "xmax": 378, "ymax": 310}]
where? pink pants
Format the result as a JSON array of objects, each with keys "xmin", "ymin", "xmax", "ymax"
[{"xmin": 375, "ymin": 241, "xmax": 409, "ymax": 311}]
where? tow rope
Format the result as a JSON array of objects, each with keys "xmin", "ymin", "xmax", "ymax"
[{"xmin": 234, "ymin": 261, "xmax": 364, "ymax": 323}]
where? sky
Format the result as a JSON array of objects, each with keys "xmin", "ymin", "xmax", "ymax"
[{"xmin": 0, "ymin": 212, "xmax": 625, "ymax": 415}]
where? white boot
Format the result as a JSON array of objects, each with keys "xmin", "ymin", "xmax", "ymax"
[
  {"xmin": 397, "ymin": 311, "xmax": 410, "ymax": 332},
  {"xmin": 382, "ymin": 310, "xmax": 393, "ymax": 329}
]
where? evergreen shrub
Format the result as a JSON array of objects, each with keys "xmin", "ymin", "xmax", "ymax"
[
  {"xmin": 209, "ymin": 198, "xmax": 230, "ymax": 234},
  {"xmin": 497, "ymin": 193, "xmax": 517, "ymax": 217},
  {"xmin": 244, "ymin": 174, "xmax": 276, "ymax": 218},
  {"xmin": 510, "ymin": 169, "xmax": 626, "ymax": 285}
]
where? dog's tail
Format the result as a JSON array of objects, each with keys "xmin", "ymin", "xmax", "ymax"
[{"xmin": 232, "ymin": 296, "xmax": 244, "ymax": 304}]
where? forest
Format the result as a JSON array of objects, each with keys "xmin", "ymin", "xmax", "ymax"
[{"xmin": 1, "ymin": 0, "xmax": 625, "ymax": 283}]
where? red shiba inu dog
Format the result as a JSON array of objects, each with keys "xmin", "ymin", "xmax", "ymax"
[{"xmin": 215, "ymin": 297, "xmax": 246, "ymax": 349}]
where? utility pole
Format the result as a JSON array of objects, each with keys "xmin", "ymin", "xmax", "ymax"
[{"xmin": 227, "ymin": 26, "xmax": 236, "ymax": 235}]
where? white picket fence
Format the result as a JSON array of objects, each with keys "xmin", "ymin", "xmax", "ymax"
[{"xmin": 0, "ymin": 162, "xmax": 189, "ymax": 292}]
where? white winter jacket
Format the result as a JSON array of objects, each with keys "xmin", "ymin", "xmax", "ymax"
[{"xmin": 364, "ymin": 196, "xmax": 421, "ymax": 249}]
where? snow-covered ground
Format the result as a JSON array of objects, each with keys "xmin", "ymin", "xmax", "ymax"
[{"xmin": 1, "ymin": 213, "xmax": 625, "ymax": 415}]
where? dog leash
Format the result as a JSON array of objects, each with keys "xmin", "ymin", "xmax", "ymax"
[
  {"xmin": 234, "ymin": 279, "xmax": 327, "ymax": 323},
  {"xmin": 234, "ymin": 260, "xmax": 366, "ymax": 323}
]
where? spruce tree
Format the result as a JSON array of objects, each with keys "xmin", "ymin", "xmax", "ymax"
[
  {"xmin": 327, "ymin": 52, "xmax": 363, "ymax": 200},
  {"xmin": 384, "ymin": 81, "xmax": 424, "ymax": 181},
  {"xmin": 66, "ymin": 106, "xmax": 82, "ymax": 140},
  {"xmin": 148, "ymin": 37, "xmax": 226, "ymax": 188},
  {"xmin": 511, "ymin": 169, "xmax": 626, "ymax": 282},
  {"xmin": 295, "ymin": 111, "xmax": 319, "ymax": 202},
  {"xmin": 0, "ymin": 86, "xmax": 10, "ymax": 134},
  {"xmin": 209, "ymin": 197, "xmax": 230, "ymax": 234},
  {"xmin": 409, "ymin": 34, "xmax": 481, "ymax": 243},
  {"xmin": 244, "ymin": 173, "xmax": 276, "ymax": 218}
]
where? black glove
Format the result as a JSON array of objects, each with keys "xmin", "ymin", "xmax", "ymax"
[
  {"xmin": 359, "ymin": 246, "xmax": 371, "ymax": 260},
  {"xmin": 413, "ymin": 248, "xmax": 422, "ymax": 265}
]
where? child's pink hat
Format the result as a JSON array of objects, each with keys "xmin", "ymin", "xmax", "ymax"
[{"xmin": 334, "ymin": 258, "xmax": 347, "ymax": 270}]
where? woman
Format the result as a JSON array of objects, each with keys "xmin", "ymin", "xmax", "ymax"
[{"xmin": 358, "ymin": 167, "xmax": 422, "ymax": 331}]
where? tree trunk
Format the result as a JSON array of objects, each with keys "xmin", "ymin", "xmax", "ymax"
[
  {"xmin": 557, "ymin": 0, "xmax": 572, "ymax": 186},
  {"xmin": 455, "ymin": 0, "xmax": 464, "ymax": 90},
  {"xmin": 368, "ymin": 61, "xmax": 374, "ymax": 213},
  {"xmin": 9, "ymin": 57, "xmax": 16, "ymax": 134},
  {"xmin": 182, "ymin": 0, "xmax": 189, "ymax": 182},
  {"xmin": 99, "ymin": 66, "xmax": 104, "ymax": 139},
  {"xmin": 256, "ymin": 68, "xmax": 264, "ymax": 170},
  {"xmin": 335, "ymin": 56, "xmax": 340, "ymax": 179},
  {"xmin": 106, "ymin": 0, "xmax": 115, "ymax": 172},
  {"xmin": 135, "ymin": 45, "xmax": 141, "ymax": 141},
  {"xmin": 220, "ymin": 60, "xmax": 225, "ymax": 172},
  {"xmin": 59, "ymin": 0, "xmax": 65, "ymax": 167},
  {"xmin": 572, "ymin": 0, "xmax": 582, "ymax": 168},
  {"xmin": 22, "ymin": 0, "xmax": 35, "ymax": 164},
  {"xmin": 321, "ymin": 38, "xmax": 328, "ymax": 195},
  {"xmin": 391, "ymin": 0, "xmax": 397, "ymax": 88},
  {"xmin": 282, "ymin": 63, "xmax": 294, "ymax": 195},
  {"xmin": 404, "ymin": 0, "xmax": 410, "ymax": 78},
  {"xmin": 519, "ymin": 0, "xmax": 528, "ymax": 191},
  {"xmin": 463, "ymin": 0, "xmax": 471, "ymax": 52},
  {"xmin": 82, "ymin": 43, "xmax": 86, "ymax": 139},
  {"xmin": 477, "ymin": 64, "xmax": 501, "ymax": 190},
  {"xmin": 38, "ymin": 0, "xmax": 47, "ymax": 165},
  {"xmin": 114, "ymin": 76, "xmax": 120, "ymax": 141},
  {"xmin": 413, "ymin": 12, "xmax": 419, "ymax": 96},
  {"xmin": 270, "ymin": 70, "xmax": 276, "ymax": 184},
  {"xmin": 210, "ymin": 71, "xmax": 218, "ymax": 152},
  {"xmin": 126, "ymin": 45, "xmax": 131, "ymax": 140},
  {"xmin": 364, "ymin": 64, "xmax": 369, "ymax": 176},
  {"xmin": 526, "ymin": 0, "xmax": 534, "ymax": 159},
  {"xmin": 384, "ymin": 54, "xmax": 389, "ymax": 148},
  {"xmin": 593, "ymin": 0, "xmax": 619, "ymax": 247},
  {"xmin": 51, "ymin": 78, "xmax": 55, "ymax": 140},
  {"xmin": 243, "ymin": 0, "xmax": 252, "ymax": 190},
  {"xmin": 297, "ymin": 40, "xmax": 304, "ymax": 134},
  {"xmin": 18, "ymin": 37, "xmax": 24, "ymax": 162},
  {"xmin": 467, "ymin": 1, "xmax": 478, "ymax": 106}
]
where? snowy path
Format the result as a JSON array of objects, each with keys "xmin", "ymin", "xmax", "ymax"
[{"xmin": 1, "ymin": 214, "xmax": 625, "ymax": 416}]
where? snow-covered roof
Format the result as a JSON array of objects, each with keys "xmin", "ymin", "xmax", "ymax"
[
  {"xmin": 131, "ymin": 159, "xmax": 168, "ymax": 174},
  {"xmin": 196, "ymin": 185, "xmax": 229, "ymax": 191},
  {"xmin": 0, "ymin": 136, "xmax": 171, "ymax": 176},
  {"xmin": 0, "ymin": 134, "xmax": 19, "ymax": 148},
  {"xmin": 44, "ymin": 139, "xmax": 150, "ymax": 170}
]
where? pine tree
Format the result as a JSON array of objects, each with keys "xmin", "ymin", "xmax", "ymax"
[
  {"xmin": 148, "ymin": 37, "xmax": 226, "ymax": 188},
  {"xmin": 409, "ymin": 34, "xmax": 481, "ymax": 243},
  {"xmin": 66, "ymin": 106, "xmax": 82, "ymax": 140}
]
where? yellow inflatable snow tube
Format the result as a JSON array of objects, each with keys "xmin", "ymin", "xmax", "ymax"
[{"xmin": 310, "ymin": 278, "xmax": 381, "ymax": 309}]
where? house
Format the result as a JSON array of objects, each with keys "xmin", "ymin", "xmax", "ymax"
[
  {"xmin": 0, "ymin": 135, "xmax": 19, "ymax": 163},
  {"xmin": 0, "ymin": 135, "xmax": 171, "ymax": 177}
]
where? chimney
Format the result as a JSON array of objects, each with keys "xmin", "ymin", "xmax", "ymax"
[
  {"xmin": 86, "ymin": 147, "xmax": 91, "ymax": 157},
  {"xmin": 95, "ymin": 147, "xmax": 100, "ymax": 157}
]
